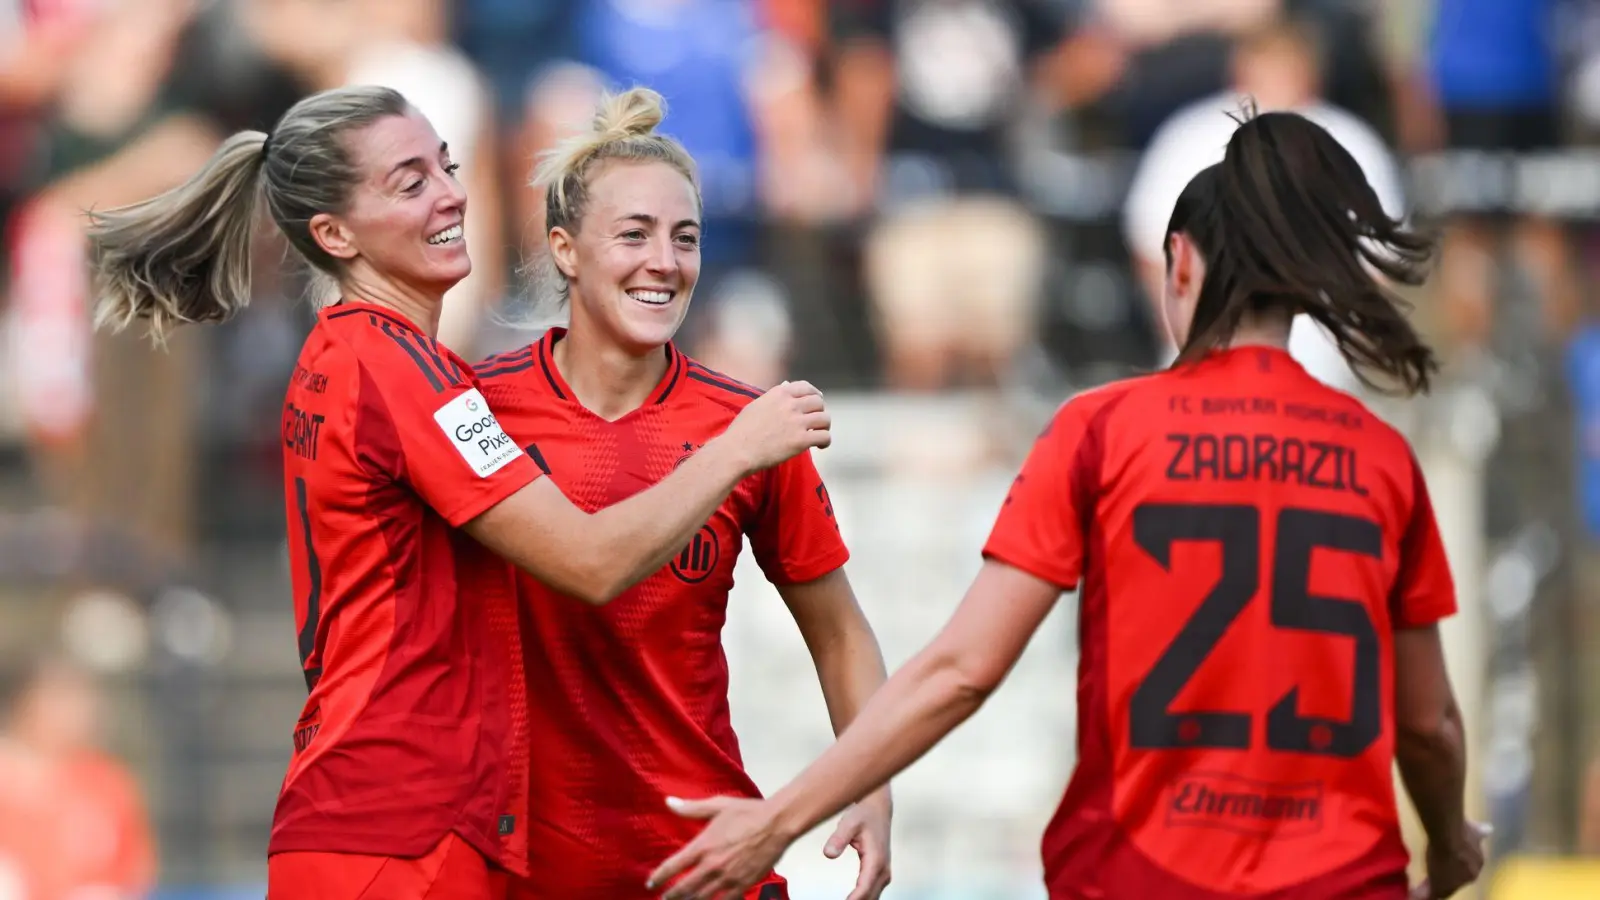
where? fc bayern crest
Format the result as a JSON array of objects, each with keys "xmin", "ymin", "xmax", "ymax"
[{"xmin": 670, "ymin": 524, "xmax": 721, "ymax": 584}]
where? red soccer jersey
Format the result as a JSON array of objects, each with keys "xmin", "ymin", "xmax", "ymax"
[
  {"xmin": 270, "ymin": 301, "xmax": 541, "ymax": 873},
  {"xmin": 983, "ymin": 346, "xmax": 1457, "ymax": 900},
  {"xmin": 475, "ymin": 329, "xmax": 849, "ymax": 899}
]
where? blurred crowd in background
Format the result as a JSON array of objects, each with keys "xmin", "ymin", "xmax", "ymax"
[{"xmin": 0, "ymin": 0, "xmax": 1599, "ymax": 897}]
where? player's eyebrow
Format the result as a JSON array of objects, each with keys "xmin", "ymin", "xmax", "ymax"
[
  {"xmin": 617, "ymin": 213, "xmax": 701, "ymax": 230},
  {"xmin": 387, "ymin": 142, "xmax": 451, "ymax": 179}
]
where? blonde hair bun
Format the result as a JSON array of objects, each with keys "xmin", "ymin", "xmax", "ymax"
[{"xmin": 593, "ymin": 87, "xmax": 666, "ymax": 142}]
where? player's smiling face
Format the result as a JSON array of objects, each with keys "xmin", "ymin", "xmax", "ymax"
[
  {"xmin": 309, "ymin": 111, "xmax": 470, "ymax": 296},
  {"xmin": 552, "ymin": 159, "xmax": 702, "ymax": 354}
]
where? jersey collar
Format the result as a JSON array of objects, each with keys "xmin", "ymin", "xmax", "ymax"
[
  {"xmin": 536, "ymin": 327, "xmax": 687, "ymax": 408},
  {"xmin": 1199, "ymin": 343, "xmax": 1304, "ymax": 376},
  {"xmin": 322, "ymin": 299, "xmax": 428, "ymax": 335}
]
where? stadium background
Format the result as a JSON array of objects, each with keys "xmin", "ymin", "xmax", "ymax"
[{"xmin": 0, "ymin": 0, "xmax": 1594, "ymax": 898}]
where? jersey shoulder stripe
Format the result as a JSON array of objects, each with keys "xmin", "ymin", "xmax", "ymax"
[
  {"xmin": 685, "ymin": 362, "xmax": 762, "ymax": 401},
  {"xmin": 325, "ymin": 306, "xmax": 464, "ymax": 392},
  {"xmin": 475, "ymin": 345, "xmax": 537, "ymax": 381}
]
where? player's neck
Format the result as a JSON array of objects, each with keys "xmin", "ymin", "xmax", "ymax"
[
  {"xmin": 1223, "ymin": 319, "xmax": 1291, "ymax": 352},
  {"xmin": 551, "ymin": 326, "xmax": 670, "ymax": 422},
  {"xmin": 339, "ymin": 270, "xmax": 444, "ymax": 339}
]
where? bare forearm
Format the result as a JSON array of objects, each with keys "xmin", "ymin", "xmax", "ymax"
[
  {"xmin": 771, "ymin": 651, "xmax": 984, "ymax": 839},
  {"xmin": 810, "ymin": 621, "xmax": 892, "ymax": 804},
  {"xmin": 812, "ymin": 624, "xmax": 889, "ymax": 734},
  {"xmin": 471, "ymin": 439, "xmax": 751, "ymax": 603},
  {"xmin": 1396, "ymin": 702, "xmax": 1468, "ymax": 845}
]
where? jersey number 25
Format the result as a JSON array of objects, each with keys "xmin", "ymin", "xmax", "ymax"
[{"xmin": 1129, "ymin": 503, "xmax": 1382, "ymax": 759}]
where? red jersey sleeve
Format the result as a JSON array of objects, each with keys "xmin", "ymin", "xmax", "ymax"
[
  {"xmin": 1390, "ymin": 453, "xmax": 1457, "ymax": 628},
  {"xmin": 355, "ymin": 339, "xmax": 541, "ymax": 527},
  {"xmin": 748, "ymin": 450, "xmax": 850, "ymax": 585},
  {"xmin": 982, "ymin": 400, "xmax": 1098, "ymax": 590}
]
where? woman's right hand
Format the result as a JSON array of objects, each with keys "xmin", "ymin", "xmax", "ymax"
[
  {"xmin": 1412, "ymin": 821, "xmax": 1489, "ymax": 899},
  {"xmin": 722, "ymin": 380, "xmax": 831, "ymax": 473}
]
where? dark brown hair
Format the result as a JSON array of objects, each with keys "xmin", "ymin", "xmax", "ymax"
[{"xmin": 1165, "ymin": 107, "xmax": 1439, "ymax": 394}]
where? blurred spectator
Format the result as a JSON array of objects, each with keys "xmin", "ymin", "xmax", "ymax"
[
  {"xmin": 334, "ymin": 0, "xmax": 507, "ymax": 357},
  {"xmin": 1057, "ymin": 0, "xmax": 1283, "ymax": 148},
  {"xmin": 0, "ymin": 658, "xmax": 156, "ymax": 900},
  {"xmin": 1095, "ymin": 0, "xmax": 1277, "ymax": 47},
  {"xmin": 454, "ymin": 0, "xmax": 574, "ymax": 128},
  {"xmin": 691, "ymin": 269, "xmax": 795, "ymax": 388},
  {"xmin": 0, "ymin": 0, "xmax": 97, "ymax": 238},
  {"xmin": 1121, "ymin": 18, "xmax": 1405, "ymax": 392},
  {"xmin": 8, "ymin": 0, "xmax": 306, "ymax": 560},
  {"xmin": 828, "ymin": 0, "xmax": 1064, "ymax": 391},
  {"xmin": 9, "ymin": 0, "xmax": 217, "ymax": 560},
  {"xmin": 761, "ymin": 0, "xmax": 827, "ymax": 56},
  {"xmin": 1408, "ymin": 0, "xmax": 1580, "ymax": 359},
  {"xmin": 1287, "ymin": 0, "xmax": 1397, "ymax": 140},
  {"xmin": 452, "ymin": 0, "xmax": 574, "ymax": 279},
  {"xmin": 1584, "ymin": 751, "xmax": 1600, "ymax": 853}
]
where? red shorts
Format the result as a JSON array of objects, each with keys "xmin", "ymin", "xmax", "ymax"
[{"xmin": 267, "ymin": 832, "xmax": 506, "ymax": 900}]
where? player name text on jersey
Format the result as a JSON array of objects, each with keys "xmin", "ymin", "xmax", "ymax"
[{"xmin": 1163, "ymin": 432, "xmax": 1369, "ymax": 496}]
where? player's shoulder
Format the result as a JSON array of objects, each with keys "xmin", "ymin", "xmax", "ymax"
[
  {"xmin": 472, "ymin": 341, "xmax": 541, "ymax": 386},
  {"xmin": 317, "ymin": 303, "xmax": 470, "ymax": 393},
  {"xmin": 677, "ymin": 354, "xmax": 766, "ymax": 418},
  {"xmin": 1302, "ymin": 378, "xmax": 1416, "ymax": 458},
  {"xmin": 472, "ymin": 341, "xmax": 550, "ymax": 405},
  {"xmin": 1050, "ymin": 370, "xmax": 1167, "ymax": 432}
]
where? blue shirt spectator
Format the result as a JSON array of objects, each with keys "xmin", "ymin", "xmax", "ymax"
[
  {"xmin": 576, "ymin": 0, "xmax": 765, "ymax": 267},
  {"xmin": 1429, "ymin": 0, "xmax": 1557, "ymax": 109}
]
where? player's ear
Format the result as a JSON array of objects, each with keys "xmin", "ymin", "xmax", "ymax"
[
  {"xmin": 548, "ymin": 226, "xmax": 579, "ymax": 282},
  {"xmin": 1168, "ymin": 232, "xmax": 1205, "ymax": 303},
  {"xmin": 310, "ymin": 212, "xmax": 359, "ymax": 262}
]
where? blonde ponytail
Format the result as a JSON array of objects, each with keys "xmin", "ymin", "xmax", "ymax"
[
  {"xmin": 87, "ymin": 85, "xmax": 413, "ymax": 345},
  {"xmin": 89, "ymin": 131, "xmax": 268, "ymax": 344}
]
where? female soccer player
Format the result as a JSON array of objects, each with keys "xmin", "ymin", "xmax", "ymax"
[
  {"xmin": 85, "ymin": 85, "xmax": 829, "ymax": 899},
  {"xmin": 649, "ymin": 110, "xmax": 1485, "ymax": 900},
  {"xmin": 471, "ymin": 87, "xmax": 892, "ymax": 900}
]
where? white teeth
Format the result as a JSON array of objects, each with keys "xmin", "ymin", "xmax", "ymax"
[
  {"xmin": 427, "ymin": 225, "xmax": 462, "ymax": 245},
  {"xmin": 628, "ymin": 290, "xmax": 673, "ymax": 305}
]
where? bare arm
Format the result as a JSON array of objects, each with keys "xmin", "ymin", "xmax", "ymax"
[
  {"xmin": 769, "ymin": 560, "xmax": 1058, "ymax": 838},
  {"xmin": 649, "ymin": 560, "xmax": 1060, "ymax": 896},
  {"xmin": 1393, "ymin": 624, "xmax": 1469, "ymax": 846},
  {"xmin": 779, "ymin": 569, "xmax": 891, "ymax": 809},
  {"xmin": 464, "ymin": 437, "xmax": 751, "ymax": 606},
  {"xmin": 464, "ymin": 381, "xmax": 829, "ymax": 605}
]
